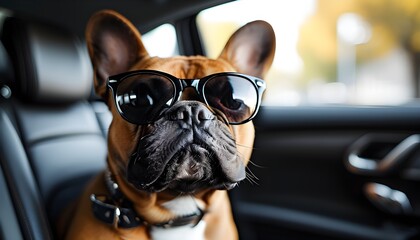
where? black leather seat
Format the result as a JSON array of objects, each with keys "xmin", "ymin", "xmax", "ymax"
[{"xmin": 0, "ymin": 16, "xmax": 111, "ymax": 239}]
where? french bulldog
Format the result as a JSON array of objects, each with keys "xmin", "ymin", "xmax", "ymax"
[{"xmin": 61, "ymin": 9, "xmax": 275, "ymax": 240}]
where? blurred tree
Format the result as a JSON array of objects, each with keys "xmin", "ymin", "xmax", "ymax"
[{"xmin": 298, "ymin": 0, "xmax": 420, "ymax": 92}]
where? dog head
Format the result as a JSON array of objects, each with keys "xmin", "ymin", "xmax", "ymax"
[{"xmin": 86, "ymin": 10, "xmax": 275, "ymax": 195}]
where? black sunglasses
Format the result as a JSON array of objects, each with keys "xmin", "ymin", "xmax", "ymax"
[{"xmin": 107, "ymin": 70, "xmax": 266, "ymax": 125}]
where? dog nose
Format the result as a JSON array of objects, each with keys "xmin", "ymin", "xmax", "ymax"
[{"xmin": 168, "ymin": 101, "xmax": 215, "ymax": 127}]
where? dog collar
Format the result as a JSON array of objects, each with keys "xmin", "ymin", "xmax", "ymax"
[{"xmin": 90, "ymin": 170, "xmax": 206, "ymax": 229}]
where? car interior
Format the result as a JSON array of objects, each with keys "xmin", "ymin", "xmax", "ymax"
[
  {"xmin": 1, "ymin": 0, "xmax": 420, "ymax": 239},
  {"xmin": 0, "ymin": 14, "xmax": 110, "ymax": 239}
]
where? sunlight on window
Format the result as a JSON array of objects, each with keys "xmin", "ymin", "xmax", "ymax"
[
  {"xmin": 142, "ymin": 24, "xmax": 178, "ymax": 58},
  {"xmin": 198, "ymin": 0, "xmax": 315, "ymax": 75}
]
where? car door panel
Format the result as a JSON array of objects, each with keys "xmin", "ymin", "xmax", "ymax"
[{"xmin": 231, "ymin": 106, "xmax": 420, "ymax": 240}]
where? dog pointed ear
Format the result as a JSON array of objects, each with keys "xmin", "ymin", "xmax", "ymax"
[
  {"xmin": 218, "ymin": 21, "xmax": 276, "ymax": 78},
  {"xmin": 86, "ymin": 10, "xmax": 149, "ymax": 98}
]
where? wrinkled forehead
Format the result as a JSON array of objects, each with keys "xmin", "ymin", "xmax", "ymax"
[{"xmin": 131, "ymin": 56, "xmax": 237, "ymax": 79}]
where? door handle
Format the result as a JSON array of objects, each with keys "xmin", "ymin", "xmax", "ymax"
[
  {"xmin": 345, "ymin": 134, "xmax": 420, "ymax": 175},
  {"xmin": 364, "ymin": 183, "xmax": 412, "ymax": 215}
]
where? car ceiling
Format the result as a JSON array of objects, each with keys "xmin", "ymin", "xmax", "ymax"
[{"xmin": 0, "ymin": 0, "xmax": 234, "ymax": 38}]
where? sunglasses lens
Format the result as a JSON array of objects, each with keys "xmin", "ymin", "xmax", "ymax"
[
  {"xmin": 116, "ymin": 73, "xmax": 175, "ymax": 124},
  {"xmin": 204, "ymin": 75, "xmax": 259, "ymax": 124}
]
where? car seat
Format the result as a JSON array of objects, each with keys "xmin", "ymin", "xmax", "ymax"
[{"xmin": 0, "ymin": 15, "xmax": 111, "ymax": 239}]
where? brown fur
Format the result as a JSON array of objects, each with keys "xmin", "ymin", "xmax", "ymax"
[{"xmin": 60, "ymin": 10, "xmax": 275, "ymax": 240}]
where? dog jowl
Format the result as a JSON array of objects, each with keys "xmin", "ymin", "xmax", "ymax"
[
  {"xmin": 62, "ymin": 9, "xmax": 275, "ymax": 240},
  {"xmin": 127, "ymin": 100, "xmax": 245, "ymax": 193}
]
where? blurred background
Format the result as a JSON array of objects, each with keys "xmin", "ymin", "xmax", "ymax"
[{"xmin": 143, "ymin": 0, "xmax": 420, "ymax": 106}]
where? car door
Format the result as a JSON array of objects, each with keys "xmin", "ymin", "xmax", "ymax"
[
  {"xmin": 230, "ymin": 105, "xmax": 420, "ymax": 240},
  {"xmin": 192, "ymin": 1, "xmax": 420, "ymax": 239}
]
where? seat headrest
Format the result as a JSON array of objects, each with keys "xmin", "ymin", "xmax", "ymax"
[{"xmin": 1, "ymin": 17, "xmax": 92, "ymax": 103}]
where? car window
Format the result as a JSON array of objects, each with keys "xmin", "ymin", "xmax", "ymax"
[
  {"xmin": 197, "ymin": 0, "xmax": 419, "ymax": 106},
  {"xmin": 142, "ymin": 23, "xmax": 179, "ymax": 58}
]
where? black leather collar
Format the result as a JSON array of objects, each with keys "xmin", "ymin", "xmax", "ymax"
[
  {"xmin": 90, "ymin": 170, "xmax": 205, "ymax": 229},
  {"xmin": 91, "ymin": 194, "xmax": 144, "ymax": 228}
]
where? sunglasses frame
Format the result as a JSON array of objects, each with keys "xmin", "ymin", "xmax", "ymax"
[{"xmin": 107, "ymin": 69, "xmax": 266, "ymax": 125}]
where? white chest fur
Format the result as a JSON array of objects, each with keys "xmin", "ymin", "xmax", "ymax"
[
  {"xmin": 150, "ymin": 221, "xmax": 206, "ymax": 240},
  {"xmin": 150, "ymin": 196, "xmax": 206, "ymax": 240}
]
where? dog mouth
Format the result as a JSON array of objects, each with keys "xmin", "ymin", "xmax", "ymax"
[
  {"xmin": 128, "ymin": 142, "xmax": 240, "ymax": 193},
  {"xmin": 126, "ymin": 119, "xmax": 245, "ymax": 193}
]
